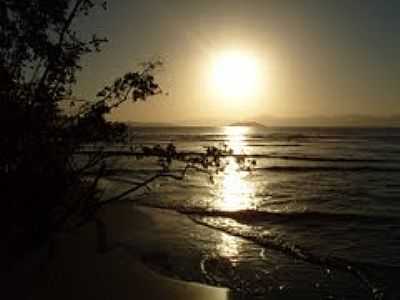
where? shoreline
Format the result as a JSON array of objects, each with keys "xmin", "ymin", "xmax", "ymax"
[
  {"xmin": 6, "ymin": 204, "xmax": 229, "ymax": 300},
  {"xmin": 6, "ymin": 202, "xmax": 386, "ymax": 299}
]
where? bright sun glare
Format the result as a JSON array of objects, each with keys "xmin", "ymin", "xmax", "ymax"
[{"xmin": 211, "ymin": 50, "xmax": 260, "ymax": 100}]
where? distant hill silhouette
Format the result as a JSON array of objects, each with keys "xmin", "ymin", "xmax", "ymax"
[
  {"xmin": 253, "ymin": 114, "xmax": 400, "ymax": 127},
  {"xmin": 228, "ymin": 121, "xmax": 266, "ymax": 127},
  {"xmin": 126, "ymin": 115, "xmax": 400, "ymax": 128}
]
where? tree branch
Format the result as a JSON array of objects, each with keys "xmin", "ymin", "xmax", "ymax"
[
  {"xmin": 93, "ymin": 163, "xmax": 202, "ymax": 210},
  {"xmin": 37, "ymin": 0, "xmax": 84, "ymax": 90}
]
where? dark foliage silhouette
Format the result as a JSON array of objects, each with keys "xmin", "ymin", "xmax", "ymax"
[
  {"xmin": 0, "ymin": 0, "xmax": 163, "ymax": 260},
  {"xmin": 0, "ymin": 0, "xmax": 255, "ymax": 263}
]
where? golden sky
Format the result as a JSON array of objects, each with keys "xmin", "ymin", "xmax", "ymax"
[{"xmin": 75, "ymin": 0, "xmax": 400, "ymax": 124}]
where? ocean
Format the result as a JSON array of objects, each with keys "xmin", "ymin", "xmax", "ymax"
[{"xmin": 99, "ymin": 126, "xmax": 400, "ymax": 299}]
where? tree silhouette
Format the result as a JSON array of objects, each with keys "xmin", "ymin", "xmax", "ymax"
[
  {"xmin": 0, "ymin": 0, "xmax": 254, "ymax": 263},
  {"xmin": 0, "ymin": 0, "xmax": 163, "ymax": 259}
]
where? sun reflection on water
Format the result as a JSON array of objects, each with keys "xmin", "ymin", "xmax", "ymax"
[
  {"xmin": 223, "ymin": 126, "xmax": 248, "ymax": 155},
  {"xmin": 217, "ymin": 232, "xmax": 240, "ymax": 260},
  {"xmin": 214, "ymin": 126, "xmax": 257, "ymax": 211},
  {"xmin": 212, "ymin": 126, "xmax": 259, "ymax": 260}
]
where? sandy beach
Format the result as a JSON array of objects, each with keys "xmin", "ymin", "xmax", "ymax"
[
  {"xmin": 5, "ymin": 204, "xmax": 229, "ymax": 300},
  {"xmin": 5, "ymin": 188, "xmax": 396, "ymax": 299}
]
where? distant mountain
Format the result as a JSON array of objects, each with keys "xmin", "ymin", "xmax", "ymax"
[
  {"xmin": 124, "ymin": 115, "xmax": 400, "ymax": 128},
  {"xmin": 253, "ymin": 114, "xmax": 400, "ymax": 127},
  {"xmin": 228, "ymin": 121, "xmax": 266, "ymax": 127}
]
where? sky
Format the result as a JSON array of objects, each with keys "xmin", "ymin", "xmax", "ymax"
[{"xmin": 75, "ymin": 0, "xmax": 400, "ymax": 124}]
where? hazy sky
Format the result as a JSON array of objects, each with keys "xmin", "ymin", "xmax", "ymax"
[{"xmin": 75, "ymin": 0, "xmax": 400, "ymax": 123}]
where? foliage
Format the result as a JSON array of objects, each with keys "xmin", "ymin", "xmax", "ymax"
[
  {"xmin": 0, "ymin": 0, "xmax": 254, "ymax": 262},
  {"xmin": 0, "ymin": 0, "xmax": 162, "ymax": 258}
]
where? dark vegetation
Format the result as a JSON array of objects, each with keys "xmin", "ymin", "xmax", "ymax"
[
  {"xmin": 0, "ymin": 0, "xmax": 255, "ymax": 264},
  {"xmin": 0, "ymin": 0, "xmax": 163, "ymax": 260}
]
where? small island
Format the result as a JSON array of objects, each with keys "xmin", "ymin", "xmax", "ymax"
[{"xmin": 228, "ymin": 121, "xmax": 266, "ymax": 128}]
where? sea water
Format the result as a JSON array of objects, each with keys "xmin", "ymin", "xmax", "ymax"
[{"xmin": 100, "ymin": 126, "xmax": 400, "ymax": 299}]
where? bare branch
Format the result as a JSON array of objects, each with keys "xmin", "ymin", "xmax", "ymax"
[
  {"xmin": 94, "ymin": 173, "xmax": 161, "ymax": 209},
  {"xmin": 93, "ymin": 162, "xmax": 207, "ymax": 210}
]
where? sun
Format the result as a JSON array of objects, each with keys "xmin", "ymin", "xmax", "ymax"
[{"xmin": 211, "ymin": 50, "xmax": 260, "ymax": 100}]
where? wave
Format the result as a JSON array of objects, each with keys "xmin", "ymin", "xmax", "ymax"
[
  {"xmin": 189, "ymin": 215, "xmax": 399, "ymax": 299},
  {"xmin": 135, "ymin": 203, "xmax": 400, "ymax": 298},
  {"xmin": 102, "ymin": 166, "xmax": 400, "ymax": 176},
  {"xmin": 255, "ymin": 166, "xmax": 400, "ymax": 172},
  {"xmin": 123, "ymin": 142, "xmax": 303, "ymax": 147},
  {"xmin": 129, "ymin": 132, "xmax": 400, "ymax": 143},
  {"xmin": 136, "ymin": 203, "xmax": 399, "ymax": 229},
  {"xmin": 252, "ymin": 155, "xmax": 399, "ymax": 163},
  {"xmin": 176, "ymin": 208, "xmax": 399, "ymax": 225},
  {"xmin": 78, "ymin": 149, "xmax": 400, "ymax": 164}
]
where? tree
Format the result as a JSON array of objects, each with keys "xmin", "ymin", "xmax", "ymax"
[
  {"xmin": 0, "ymin": 0, "xmax": 254, "ymax": 263},
  {"xmin": 0, "ymin": 0, "xmax": 163, "ymax": 258}
]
